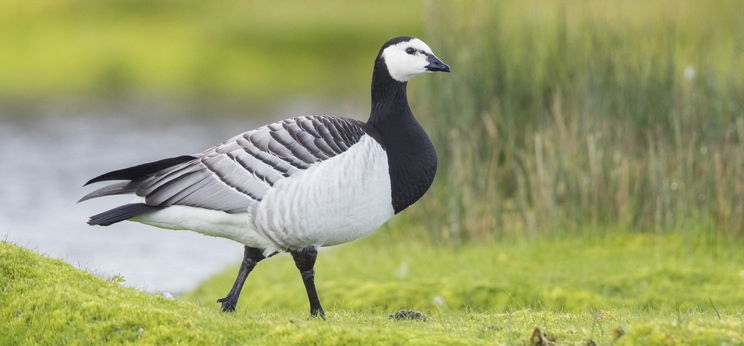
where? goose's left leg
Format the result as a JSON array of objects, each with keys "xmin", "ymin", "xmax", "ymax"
[
  {"xmin": 217, "ymin": 246, "xmax": 268, "ymax": 312},
  {"xmin": 291, "ymin": 246, "xmax": 325, "ymax": 319}
]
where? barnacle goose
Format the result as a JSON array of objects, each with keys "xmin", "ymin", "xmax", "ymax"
[{"xmin": 80, "ymin": 36, "xmax": 450, "ymax": 317}]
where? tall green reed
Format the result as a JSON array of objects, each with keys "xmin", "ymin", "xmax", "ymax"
[{"xmin": 403, "ymin": 0, "xmax": 744, "ymax": 242}]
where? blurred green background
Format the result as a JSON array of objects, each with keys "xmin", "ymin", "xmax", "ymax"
[
  {"xmin": 417, "ymin": 1, "xmax": 744, "ymax": 243},
  {"xmin": 3, "ymin": 0, "xmax": 744, "ymax": 242},
  {"xmin": 416, "ymin": 0, "xmax": 744, "ymax": 242},
  {"xmin": 0, "ymin": 0, "xmax": 422, "ymax": 103}
]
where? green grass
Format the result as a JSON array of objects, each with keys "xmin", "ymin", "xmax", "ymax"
[
  {"xmin": 187, "ymin": 232, "xmax": 744, "ymax": 314},
  {"xmin": 4, "ymin": 234, "xmax": 741, "ymax": 344}
]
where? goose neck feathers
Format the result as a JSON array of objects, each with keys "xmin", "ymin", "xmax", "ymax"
[
  {"xmin": 365, "ymin": 41, "xmax": 437, "ymax": 214},
  {"xmin": 368, "ymin": 55, "xmax": 410, "ymax": 126}
]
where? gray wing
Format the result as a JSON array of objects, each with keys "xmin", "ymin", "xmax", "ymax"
[{"xmin": 133, "ymin": 115, "xmax": 368, "ymax": 213}]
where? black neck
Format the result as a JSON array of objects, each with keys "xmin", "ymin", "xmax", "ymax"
[
  {"xmin": 368, "ymin": 57, "xmax": 410, "ymax": 126},
  {"xmin": 364, "ymin": 54, "xmax": 438, "ymax": 214}
]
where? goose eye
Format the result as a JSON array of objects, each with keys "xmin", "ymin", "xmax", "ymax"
[{"xmin": 405, "ymin": 47, "xmax": 416, "ymax": 55}]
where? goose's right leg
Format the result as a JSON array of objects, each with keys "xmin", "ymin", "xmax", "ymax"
[
  {"xmin": 217, "ymin": 246, "xmax": 268, "ymax": 312},
  {"xmin": 291, "ymin": 246, "xmax": 325, "ymax": 319}
]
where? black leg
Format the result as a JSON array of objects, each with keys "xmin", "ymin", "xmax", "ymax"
[
  {"xmin": 290, "ymin": 246, "xmax": 325, "ymax": 319},
  {"xmin": 217, "ymin": 246, "xmax": 266, "ymax": 312}
]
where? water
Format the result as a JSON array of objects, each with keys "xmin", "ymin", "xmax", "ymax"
[{"xmin": 0, "ymin": 109, "xmax": 287, "ymax": 293}]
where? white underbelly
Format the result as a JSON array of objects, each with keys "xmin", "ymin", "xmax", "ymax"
[
  {"xmin": 252, "ymin": 135, "xmax": 394, "ymax": 250},
  {"xmin": 132, "ymin": 206, "xmax": 275, "ymax": 250}
]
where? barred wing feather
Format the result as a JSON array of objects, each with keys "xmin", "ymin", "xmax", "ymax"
[{"xmin": 82, "ymin": 115, "xmax": 368, "ymax": 215}]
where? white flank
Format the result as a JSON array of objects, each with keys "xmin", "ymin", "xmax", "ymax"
[
  {"xmin": 133, "ymin": 206, "xmax": 274, "ymax": 250},
  {"xmin": 382, "ymin": 38, "xmax": 434, "ymax": 82},
  {"xmin": 253, "ymin": 134, "xmax": 394, "ymax": 250},
  {"xmin": 132, "ymin": 134, "xmax": 394, "ymax": 253}
]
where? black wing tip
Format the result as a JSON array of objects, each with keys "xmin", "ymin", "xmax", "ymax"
[
  {"xmin": 83, "ymin": 170, "xmax": 130, "ymax": 186},
  {"xmin": 83, "ymin": 176, "xmax": 105, "ymax": 187},
  {"xmin": 83, "ymin": 168, "xmax": 134, "ymax": 186},
  {"xmin": 84, "ymin": 170, "xmax": 131, "ymax": 186},
  {"xmin": 82, "ymin": 155, "xmax": 197, "ymax": 186}
]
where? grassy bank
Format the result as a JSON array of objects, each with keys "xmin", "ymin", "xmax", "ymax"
[
  {"xmin": 174, "ymin": 232, "xmax": 739, "ymax": 344},
  {"xmin": 186, "ymin": 233, "xmax": 743, "ymax": 314},
  {"xmin": 406, "ymin": 0, "xmax": 744, "ymax": 241},
  {"xmin": 2, "ymin": 235, "xmax": 741, "ymax": 344}
]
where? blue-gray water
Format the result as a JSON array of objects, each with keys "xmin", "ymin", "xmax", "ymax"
[{"xmin": 0, "ymin": 105, "xmax": 355, "ymax": 293}]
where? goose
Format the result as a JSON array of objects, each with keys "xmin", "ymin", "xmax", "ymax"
[{"xmin": 80, "ymin": 36, "xmax": 450, "ymax": 318}]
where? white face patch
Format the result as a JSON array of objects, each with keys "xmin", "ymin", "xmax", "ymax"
[{"xmin": 381, "ymin": 38, "xmax": 436, "ymax": 82}]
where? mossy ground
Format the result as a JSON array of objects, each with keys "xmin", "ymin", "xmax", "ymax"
[{"xmin": 2, "ymin": 233, "xmax": 742, "ymax": 344}]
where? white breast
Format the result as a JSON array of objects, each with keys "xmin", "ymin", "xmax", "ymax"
[{"xmin": 252, "ymin": 134, "xmax": 394, "ymax": 250}]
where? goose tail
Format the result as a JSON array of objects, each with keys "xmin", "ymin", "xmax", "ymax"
[{"xmin": 87, "ymin": 203, "xmax": 162, "ymax": 226}]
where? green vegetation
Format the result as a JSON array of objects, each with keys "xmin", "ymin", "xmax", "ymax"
[
  {"xmin": 5, "ymin": 0, "xmax": 744, "ymax": 241},
  {"xmin": 4, "ymin": 0, "xmax": 744, "ymax": 240},
  {"xmin": 187, "ymin": 232, "xmax": 743, "ymax": 314},
  {"xmin": 407, "ymin": 0, "xmax": 744, "ymax": 241},
  {"xmin": 3, "ymin": 234, "xmax": 741, "ymax": 344},
  {"xmin": 0, "ymin": 0, "xmax": 422, "ymax": 101}
]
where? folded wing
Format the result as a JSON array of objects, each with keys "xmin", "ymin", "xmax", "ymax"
[{"xmin": 82, "ymin": 116, "xmax": 369, "ymax": 220}]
